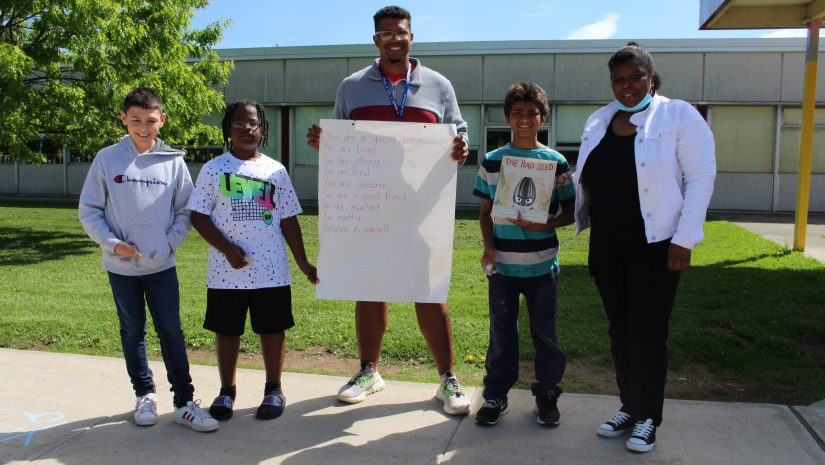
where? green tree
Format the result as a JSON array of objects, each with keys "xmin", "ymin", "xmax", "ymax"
[{"xmin": 0, "ymin": 0, "xmax": 233, "ymax": 161}]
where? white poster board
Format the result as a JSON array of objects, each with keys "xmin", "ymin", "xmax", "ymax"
[{"xmin": 316, "ymin": 119, "xmax": 457, "ymax": 303}]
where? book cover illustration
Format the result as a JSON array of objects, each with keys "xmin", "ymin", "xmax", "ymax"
[{"xmin": 491, "ymin": 155, "xmax": 557, "ymax": 224}]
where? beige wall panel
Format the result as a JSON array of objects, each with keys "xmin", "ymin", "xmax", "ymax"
[
  {"xmin": 483, "ymin": 55, "xmax": 554, "ymax": 101},
  {"xmin": 421, "ymin": 56, "xmax": 483, "ymax": 101},
  {"xmin": 347, "ymin": 57, "xmax": 376, "ymax": 75},
  {"xmin": 225, "ymin": 60, "xmax": 284, "ymax": 103},
  {"xmin": 704, "ymin": 53, "xmax": 782, "ymax": 102},
  {"xmin": 0, "ymin": 165, "xmax": 15, "ymax": 193},
  {"xmin": 291, "ymin": 164, "xmax": 319, "ymax": 201},
  {"xmin": 18, "ymin": 165, "xmax": 63, "ymax": 194},
  {"xmin": 554, "ymin": 54, "xmax": 612, "ymax": 102},
  {"xmin": 67, "ymin": 164, "xmax": 91, "ymax": 195},
  {"xmin": 780, "ymin": 53, "xmax": 825, "ymax": 102},
  {"xmin": 710, "ymin": 173, "xmax": 774, "ymax": 211},
  {"xmin": 456, "ymin": 168, "xmax": 481, "ymax": 207},
  {"xmin": 776, "ymin": 174, "xmax": 825, "ymax": 212},
  {"xmin": 652, "ymin": 53, "xmax": 703, "ymax": 102},
  {"xmin": 285, "ymin": 58, "xmax": 349, "ymax": 103}
]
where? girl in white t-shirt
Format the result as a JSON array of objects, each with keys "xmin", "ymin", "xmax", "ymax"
[{"xmin": 188, "ymin": 101, "xmax": 318, "ymax": 421}]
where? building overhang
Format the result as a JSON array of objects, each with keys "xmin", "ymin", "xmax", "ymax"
[{"xmin": 700, "ymin": 0, "xmax": 825, "ymax": 29}]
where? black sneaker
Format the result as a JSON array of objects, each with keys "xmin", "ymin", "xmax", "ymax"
[
  {"xmin": 534, "ymin": 389, "xmax": 560, "ymax": 427},
  {"xmin": 256, "ymin": 388, "xmax": 285, "ymax": 420},
  {"xmin": 596, "ymin": 410, "xmax": 633, "ymax": 437},
  {"xmin": 626, "ymin": 418, "xmax": 656, "ymax": 452},
  {"xmin": 208, "ymin": 394, "xmax": 234, "ymax": 421},
  {"xmin": 475, "ymin": 398, "xmax": 509, "ymax": 426}
]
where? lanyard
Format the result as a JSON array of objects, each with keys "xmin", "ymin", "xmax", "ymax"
[{"xmin": 380, "ymin": 65, "xmax": 411, "ymax": 121}]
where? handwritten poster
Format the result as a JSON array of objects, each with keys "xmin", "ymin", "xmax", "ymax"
[{"xmin": 316, "ymin": 119, "xmax": 458, "ymax": 303}]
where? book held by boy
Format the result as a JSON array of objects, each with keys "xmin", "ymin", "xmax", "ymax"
[{"xmin": 491, "ymin": 155, "xmax": 556, "ymax": 224}]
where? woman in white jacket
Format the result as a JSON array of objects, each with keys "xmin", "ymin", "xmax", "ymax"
[{"xmin": 573, "ymin": 42, "xmax": 716, "ymax": 453}]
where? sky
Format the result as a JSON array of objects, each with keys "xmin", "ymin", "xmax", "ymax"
[{"xmin": 190, "ymin": 0, "xmax": 818, "ymax": 50}]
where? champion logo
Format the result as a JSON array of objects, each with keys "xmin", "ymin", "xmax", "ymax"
[{"xmin": 113, "ymin": 174, "xmax": 168, "ymax": 186}]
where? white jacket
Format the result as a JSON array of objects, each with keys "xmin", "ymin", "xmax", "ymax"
[{"xmin": 573, "ymin": 95, "xmax": 716, "ymax": 249}]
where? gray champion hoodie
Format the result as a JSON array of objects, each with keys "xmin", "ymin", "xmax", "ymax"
[{"xmin": 79, "ymin": 135, "xmax": 193, "ymax": 276}]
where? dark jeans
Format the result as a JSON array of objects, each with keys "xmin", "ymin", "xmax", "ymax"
[
  {"xmin": 482, "ymin": 270, "xmax": 566, "ymax": 400},
  {"xmin": 107, "ymin": 267, "xmax": 194, "ymax": 407},
  {"xmin": 589, "ymin": 225, "xmax": 681, "ymax": 426}
]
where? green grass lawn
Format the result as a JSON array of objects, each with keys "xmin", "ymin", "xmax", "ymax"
[{"xmin": 1, "ymin": 200, "xmax": 824, "ymax": 404}]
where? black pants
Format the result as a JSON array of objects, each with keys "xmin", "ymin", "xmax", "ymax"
[{"xmin": 588, "ymin": 224, "xmax": 681, "ymax": 426}]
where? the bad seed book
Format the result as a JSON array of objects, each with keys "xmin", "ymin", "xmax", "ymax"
[{"xmin": 491, "ymin": 155, "xmax": 556, "ymax": 224}]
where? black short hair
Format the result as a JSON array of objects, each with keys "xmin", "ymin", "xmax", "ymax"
[
  {"xmin": 374, "ymin": 5, "xmax": 411, "ymax": 31},
  {"xmin": 221, "ymin": 100, "xmax": 269, "ymax": 151},
  {"xmin": 608, "ymin": 41, "xmax": 662, "ymax": 91},
  {"xmin": 122, "ymin": 87, "xmax": 163, "ymax": 113},
  {"xmin": 504, "ymin": 82, "xmax": 550, "ymax": 119}
]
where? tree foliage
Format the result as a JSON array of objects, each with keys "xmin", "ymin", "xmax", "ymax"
[{"xmin": 0, "ymin": 0, "xmax": 233, "ymax": 161}]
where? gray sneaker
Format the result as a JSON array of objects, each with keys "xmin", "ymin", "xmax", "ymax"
[
  {"xmin": 338, "ymin": 365, "xmax": 386, "ymax": 403},
  {"xmin": 436, "ymin": 373, "xmax": 470, "ymax": 416}
]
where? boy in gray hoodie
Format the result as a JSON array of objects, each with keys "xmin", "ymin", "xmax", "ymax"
[{"xmin": 78, "ymin": 87, "xmax": 218, "ymax": 432}]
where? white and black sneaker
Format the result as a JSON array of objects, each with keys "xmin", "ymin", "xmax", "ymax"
[
  {"xmin": 596, "ymin": 410, "xmax": 633, "ymax": 437},
  {"xmin": 626, "ymin": 418, "xmax": 656, "ymax": 452}
]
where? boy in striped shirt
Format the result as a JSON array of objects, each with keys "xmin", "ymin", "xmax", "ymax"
[{"xmin": 473, "ymin": 82, "xmax": 575, "ymax": 427}]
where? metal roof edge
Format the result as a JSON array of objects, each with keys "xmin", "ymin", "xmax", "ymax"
[{"xmin": 214, "ymin": 38, "xmax": 823, "ymax": 61}]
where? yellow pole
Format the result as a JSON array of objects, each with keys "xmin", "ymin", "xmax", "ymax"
[{"xmin": 794, "ymin": 20, "xmax": 820, "ymax": 251}]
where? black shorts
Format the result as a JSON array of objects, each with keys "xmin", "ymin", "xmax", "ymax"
[{"xmin": 204, "ymin": 286, "xmax": 294, "ymax": 335}]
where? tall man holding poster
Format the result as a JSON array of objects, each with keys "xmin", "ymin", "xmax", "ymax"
[{"xmin": 306, "ymin": 5, "xmax": 471, "ymax": 416}]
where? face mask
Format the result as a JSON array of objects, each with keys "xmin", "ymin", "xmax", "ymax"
[{"xmin": 614, "ymin": 91, "xmax": 653, "ymax": 112}]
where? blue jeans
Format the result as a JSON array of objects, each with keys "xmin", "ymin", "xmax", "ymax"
[
  {"xmin": 107, "ymin": 267, "xmax": 194, "ymax": 407},
  {"xmin": 483, "ymin": 269, "xmax": 566, "ymax": 400}
]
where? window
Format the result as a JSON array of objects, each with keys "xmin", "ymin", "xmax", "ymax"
[
  {"xmin": 712, "ymin": 106, "xmax": 775, "ymax": 173},
  {"xmin": 555, "ymin": 105, "xmax": 602, "ymax": 168},
  {"xmin": 779, "ymin": 107, "xmax": 825, "ymax": 174}
]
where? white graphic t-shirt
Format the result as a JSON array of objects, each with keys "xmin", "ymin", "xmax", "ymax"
[{"xmin": 187, "ymin": 152, "xmax": 302, "ymax": 289}]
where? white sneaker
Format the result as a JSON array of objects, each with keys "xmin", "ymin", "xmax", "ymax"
[
  {"xmin": 436, "ymin": 373, "xmax": 470, "ymax": 416},
  {"xmin": 626, "ymin": 418, "xmax": 657, "ymax": 452},
  {"xmin": 133, "ymin": 393, "xmax": 158, "ymax": 426},
  {"xmin": 173, "ymin": 400, "xmax": 219, "ymax": 432},
  {"xmin": 597, "ymin": 410, "xmax": 634, "ymax": 437},
  {"xmin": 338, "ymin": 366, "xmax": 386, "ymax": 403}
]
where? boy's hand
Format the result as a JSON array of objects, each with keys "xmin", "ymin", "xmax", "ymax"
[
  {"xmin": 306, "ymin": 125, "xmax": 322, "ymax": 152},
  {"xmin": 222, "ymin": 244, "xmax": 249, "ymax": 269},
  {"xmin": 481, "ymin": 248, "xmax": 497, "ymax": 276},
  {"xmin": 298, "ymin": 261, "xmax": 319, "ymax": 284},
  {"xmin": 450, "ymin": 135, "xmax": 469, "ymax": 162},
  {"xmin": 508, "ymin": 212, "xmax": 548, "ymax": 232},
  {"xmin": 114, "ymin": 242, "xmax": 140, "ymax": 259}
]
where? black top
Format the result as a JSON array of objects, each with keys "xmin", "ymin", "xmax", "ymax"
[{"xmin": 580, "ymin": 121, "xmax": 645, "ymax": 228}]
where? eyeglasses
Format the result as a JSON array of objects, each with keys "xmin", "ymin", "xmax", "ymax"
[
  {"xmin": 373, "ymin": 30, "xmax": 410, "ymax": 41},
  {"xmin": 231, "ymin": 119, "xmax": 261, "ymax": 129}
]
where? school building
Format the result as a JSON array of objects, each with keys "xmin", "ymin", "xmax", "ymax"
[{"xmin": 2, "ymin": 38, "xmax": 825, "ymax": 212}]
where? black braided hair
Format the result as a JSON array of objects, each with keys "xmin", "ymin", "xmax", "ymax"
[
  {"xmin": 221, "ymin": 100, "xmax": 269, "ymax": 151},
  {"xmin": 608, "ymin": 41, "xmax": 662, "ymax": 91}
]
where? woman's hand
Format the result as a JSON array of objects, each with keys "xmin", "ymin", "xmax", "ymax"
[{"xmin": 667, "ymin": 243, "xmax": 691, "ymax": 271}]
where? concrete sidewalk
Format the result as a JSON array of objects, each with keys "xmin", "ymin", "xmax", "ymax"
[
  {"xmin": 717, "ymin": 212, "xmax": 825, "ymax": 263},
  {"xmin": 2, "ymin": 349, "xmax": 824, "ymax": 465}
]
